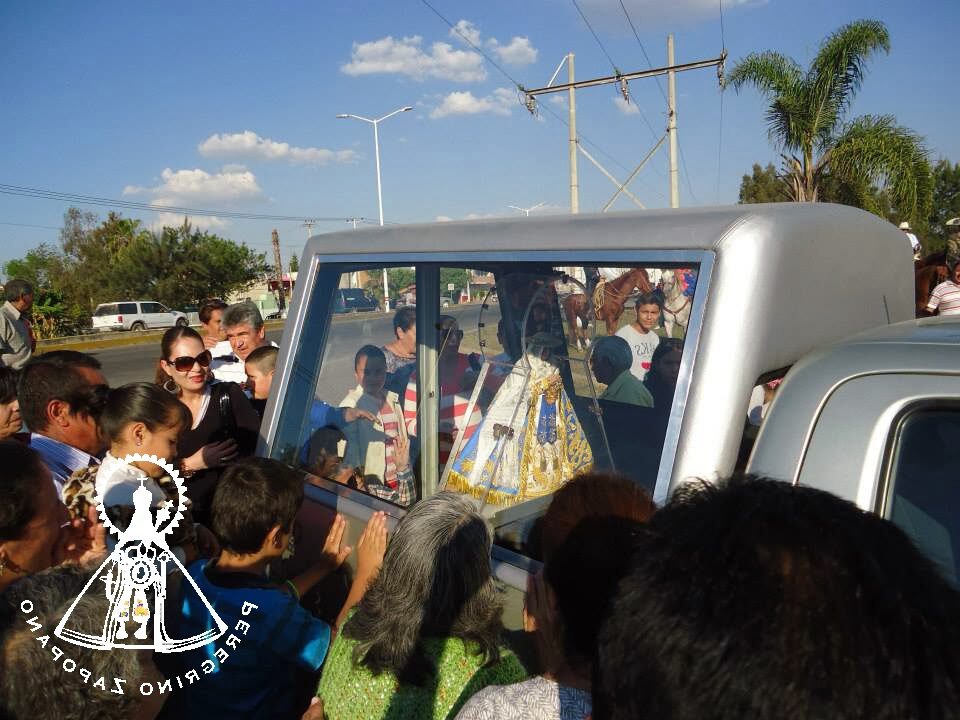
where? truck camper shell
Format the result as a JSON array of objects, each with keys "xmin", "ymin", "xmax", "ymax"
[{"xmin": 261, "ymin": 202, "xmax": 912, "ymax": 592}]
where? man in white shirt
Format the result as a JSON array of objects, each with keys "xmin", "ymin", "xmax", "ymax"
[
  {"xmin": 614, "ymin": 293, "xmax": 662, "ymax": 381},
  {"xmin": 899, "ymin": 221, "xmax": 922, "ymax": 259},
  {"xmin": 211, "ymin": 301, "xmax": 276, "ymax": 385},
  {"xmin": 0, "ymin": 279, "xmax": 35, "ymax": 369},
  {"xmin": 19, "ymin": 350, "xmax": 108, "ymax": 496},
  {"xmin": 199, "ymin": 297, "xmax": 232, "ymax": 359}
]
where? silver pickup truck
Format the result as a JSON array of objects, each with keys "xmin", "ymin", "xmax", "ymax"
[
  {"xmin": 261, "ymin": 202, "xmax": 918, "ymax": 617},
  {"xmin": 749, "ymin": 316, "xmax": 960, "ymax": 585}
]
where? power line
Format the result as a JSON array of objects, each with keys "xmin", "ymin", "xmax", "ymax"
[
  {"xmin": 418, "ymin": 0, "xmax": 523, "ymax": 89},
  {"xmin": 0, "ymin": 221, "xmax": 61, "ymax": 230},
  {"xmin": 571, "ymin": 0, "xmax": 662, "ymax": 147},
  {"xmin": 416, "ymin": 0, "xmax": 665, "ymax": 201},
  {"xmin": 678, "ymin": 144, "xmax": 700, "ymax": 204},
  {"xmin": 0, "ymin": 184, "xmax": 359, "ymax": 223},
  {"xmin": 571, "ymin": 0, "xmax": 619, "ymax": 73},
  {"xmin": 618, "ymin": 0, "xmax": 668, "ymax": 103},
  {"xmin": 716, "ymin": 0, "xmax": 727, "ymax": 203}
]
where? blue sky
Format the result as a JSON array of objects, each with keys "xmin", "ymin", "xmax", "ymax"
[{"xmin": 1, "ymin": 0, "xmax": 958, "ymax": 271}]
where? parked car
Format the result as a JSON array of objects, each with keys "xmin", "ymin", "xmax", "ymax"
[
  {"xmin": 92, "ymin": 301, "xmax": 188, "ymax": 332},
  {"xmin": 332, "ymin": 288, "xmax": 379, "ymax": 313}
]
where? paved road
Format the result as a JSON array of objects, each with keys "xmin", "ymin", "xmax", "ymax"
[{"xmin": 93, "ymin": 306, "xmax": 489, "ymax": 402}]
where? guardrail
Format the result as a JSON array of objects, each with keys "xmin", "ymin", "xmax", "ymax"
[{"xmin": 36, "ymin": 320, "xmax": 287, "ymax": 354}]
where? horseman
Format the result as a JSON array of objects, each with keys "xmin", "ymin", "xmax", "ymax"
[{"xmin": 899, "ymin": 221, "xmax": 922, "ymax": 260}]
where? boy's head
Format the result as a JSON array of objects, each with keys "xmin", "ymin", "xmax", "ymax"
[
  {"xmin": 211, "ymin": 457, "xmax": 303, "ymax": 558},
  {"xmin": 244, "ymin": 345, "xmax": 279, "ymax": 400},
  {"xmin": 633, "ymin": 292, "xmax": 662, "ymax": 333},
  {"xmin": 306, "ymin": 425, "xmax": 345, "ymax": 478},
  {"xmin": 354, "ymin": 345, "xmax": 387, "ymax": 396}
]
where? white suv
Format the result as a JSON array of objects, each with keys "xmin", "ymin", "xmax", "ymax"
[{"xmin": 92, "ymin": 301, "xmax": 188, "ymax": 332}]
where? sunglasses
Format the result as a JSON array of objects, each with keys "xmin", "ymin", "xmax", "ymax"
[{"xmin": 167, "ymin": 350, "xmax": 212, "ymax": 372}]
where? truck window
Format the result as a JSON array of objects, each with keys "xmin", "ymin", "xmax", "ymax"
[
  {"xmin": 268, "ymin": 260, "xmax": 701, "ymax": 559},
  {"xmin": 118, "ymin": 302, "xmax": 138, "ymax": 315},
  {"xmin": 884, "ymin": 408, "xmax": 960, "ymax": 587}
]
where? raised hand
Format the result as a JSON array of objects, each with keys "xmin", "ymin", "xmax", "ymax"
[{"xmin": 355, "ymin": 511, "xmax": 388, "ymax": 584}]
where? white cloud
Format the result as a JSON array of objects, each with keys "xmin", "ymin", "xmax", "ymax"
[
  {"xmin": 150, "ymin": 167, "xmax": 262, "ymax": 204},
  {"xmin": 430, "ymin": 88, "xmax": 516, "ymax": 119},
  {"xmin": 435, "ymin": 215, "xmax": 454, "ymax": 222},
  {"xmin": 577, "ymin": 0, "xmax": 763, "ymax": 26},
  {"xmin": 150, "ymin": 213, "xmax": 229, "ymax": 232},
  {"xmin": 489, "ymin": 36, "xmax": 537, "ymax": 66},
  {"xmin": 121, "ymin": 184, "xmax": 148, "ymax": 196},
  {"xmin": 198, "ymin": 131, "xmax": 356, "ymax": 166},
  {"xmin": 341, "ymin": 35, "xmax": 486, "ymax": 82},
  {"xmin": 613, "ymin": 96, "xmax": 640, "ymax": 115},
  {"xmin": 451, "ymin": 20, "xmax": 481, "ymax": 47}
]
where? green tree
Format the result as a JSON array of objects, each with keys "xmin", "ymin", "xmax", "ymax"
[
  {"xmin": 3, "ymin": 243, "xmax": 66, "ymax": 289},
  {"xmin": 289, "ymin": 254, "xmax": 299, "ymax": 273},
  {"xmin": 739, "ymin": 163, "xmax": 789, "ymax": 204},
  {"xmin": 110, "ymin": 222, "xmax": 268, "ymax": 307},
  {"xmin": 728, "ymin": 20, "xmax": 932, "ymax": 224},
  {"xmin": 927, "ymin": 160, "xmax": 960, "ymax": 249},
  {"xmin": 440, "ymin": 268, "xmax": 470, "ymax": 302}
]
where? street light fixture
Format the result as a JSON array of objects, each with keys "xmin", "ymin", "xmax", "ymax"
[{"xmin": 337, "ymin": 105, "xmax": 413, "ymax": 313}]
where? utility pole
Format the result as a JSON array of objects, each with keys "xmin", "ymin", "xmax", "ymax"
[
  {"xmin": 667, "ymin": 35, "xmax": 680, "ymax": 209},
  {"xmin": 568, "ymin": 53, "xmax": 579, "ymax": 214},
  {"xmin": 524, "ymin": 47, "xmax": 726, "ymax": 211},
  {"xmin": 301, "ymin": 219, "xmax": 315, "ymax": 242},
  {"xmin": 271, "ymin": 229, "xmax": 285, "ymax": 311}
]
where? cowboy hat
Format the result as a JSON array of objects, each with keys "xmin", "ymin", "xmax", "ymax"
[{"xmin": 899, "ymin": 221, "xmax": 911, "ymax": 230}]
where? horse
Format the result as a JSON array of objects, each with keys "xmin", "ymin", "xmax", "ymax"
[
  {"xmin": 594, "ymin": 267, "xmax": 652, "ymax": 336},
  {"xmin": 661, "ymin": 269, "xmax": 692, "ymax": 338},
  {"xmin": 561, "ymin": 293, "xmax": 592, "ymax": 350},
  {"xmin": 915, "ymin": 252, "xmax": 949, "ymax": 317}
]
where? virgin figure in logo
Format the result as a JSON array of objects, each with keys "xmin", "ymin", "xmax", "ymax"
[{"xmin": 56, "ymin": 478, "xmax": 226, "ymax": 653}]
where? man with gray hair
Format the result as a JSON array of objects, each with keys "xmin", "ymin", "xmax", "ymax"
[
  {"xmin": 590, "ymin": 335, "xmax": 654, "ymax": 407},
  {"xmin": 211, "ymin": 301, "xmax": 275, "ymax": 384},
  {"xmin": 0, "ymin": 279, "xmax": 35, "ymax": 369}
]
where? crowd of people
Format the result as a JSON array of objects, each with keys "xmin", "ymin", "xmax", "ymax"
[{"xmin": 2, "ymin": 287, "xmax": 960, "ymax": 720}]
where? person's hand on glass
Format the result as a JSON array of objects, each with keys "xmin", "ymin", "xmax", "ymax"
[
  {"xmin": 343, "ymin": 407, "xmax": 377, "ymax": 424},
  {"xmin": 394, "ymin": 434, "xmax": 411, "ymax": 472},
  {"xmin": 317, "ymin": 513, "xmax": 352, "ymax": 576},
  {"xmin": 355, "ymin": 511, "xmax": 388, "ymax": 585}
]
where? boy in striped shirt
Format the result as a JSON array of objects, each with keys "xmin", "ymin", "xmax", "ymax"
[
  {"xmin": 339, "ymin": 345, "xmax": 415, "ymax": 506},
  {"xmin": 926, "ymin": 263, "xmax": 960, "ymax": 316}
]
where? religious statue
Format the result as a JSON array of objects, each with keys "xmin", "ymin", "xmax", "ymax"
[{"xmin": 445, "ymin": 332, "xmax": 593, "ymax": 506}]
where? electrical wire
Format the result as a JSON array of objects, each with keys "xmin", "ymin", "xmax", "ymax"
[
  {"xmin": 0, "ymin": 184, "xmax": 358, "ymax": 223},
  {"xmin": 0, "ymin": 221, "xmax": 62, "ymax": 230},
  {"xmin": 618, "ymin": 0, "xmax": 668, "ymax": 103},
  {"xmin": 716, "ymin": 0, "xmax": 727, "ymax": 203},
  {"xmin": 571, "ymin": 0, "xmax": 619, "ymax": 73},
  {"xmin": 419, "ymin": 0, "xmax": 523, "ymax": 89},
  {"xmin": 416, "ymin": 0, "xmax": 666, "ymax": 201},
  {"xmin": 678, "ymin": 144, "xmax": 700, "ymax": 205}
]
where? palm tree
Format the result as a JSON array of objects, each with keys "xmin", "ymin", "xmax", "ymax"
[{"xmin": 729, "ymin": 19, "xmax": 932, "ymax": 223}]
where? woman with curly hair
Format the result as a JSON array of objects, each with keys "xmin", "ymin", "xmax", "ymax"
[{"xmin": 317, "ymin": 493, "xmax": 526, "ymax": 719}]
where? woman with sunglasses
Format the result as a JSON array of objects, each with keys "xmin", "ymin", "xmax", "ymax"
[{"xmin": 156, "ymin": 326, "xmax": 260, "ymax": 525}]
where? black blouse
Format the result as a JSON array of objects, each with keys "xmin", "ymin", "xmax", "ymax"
[{"xmin": 177, "ymin": 382, "xmax": 261, "ymax": 523}]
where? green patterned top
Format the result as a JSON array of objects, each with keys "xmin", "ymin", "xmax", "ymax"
[{"xmin": 317, "ymin": 629, "xmax": 527, "ymax": 720}]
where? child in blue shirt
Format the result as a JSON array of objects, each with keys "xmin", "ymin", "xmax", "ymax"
[{"xmin": 177, "ymin": 457, "xmax": 387, "ymax": 719}]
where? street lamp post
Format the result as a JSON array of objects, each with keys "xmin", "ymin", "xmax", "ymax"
[{"xmin": 337, "ymin": 105, "xmax": 412, "ymax": 313}]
